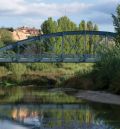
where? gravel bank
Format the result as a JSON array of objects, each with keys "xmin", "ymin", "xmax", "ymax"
[{"xmin": 75, "ymin": 90, "xmax": 120, "ymax": 105}]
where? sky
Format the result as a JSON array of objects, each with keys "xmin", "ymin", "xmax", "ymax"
[{"xmin": 0, "ymin": 0, "xmax": 119, "ymax": 32}]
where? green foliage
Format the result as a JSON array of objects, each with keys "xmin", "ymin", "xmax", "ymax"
[
  {"xmin": 112, "ymin": 4, "xmax": 120, "ymax": 45},
  {"xmin": 27, "ymin": 63, "xmax": 56, "ymax": 71},
  {"xmin": 9, "ymin": 63, "xmax": 26, "ymax": 82},
  {"xmin": 63, "ymin": 45, "xmax": 120, "ymax": 94},
  {"xmin": 79, "ymin": 20, "xmax": 86, "ymax": 30},
  {"xmin": 0, "ymin": 87, "xmax": 23, "ymax": 103},
  {"xmin": 89, "ymin": 4, "xmax": 120, "ymax": 93},
  {"xmin": 94, "ymin": 24, "xmax": 99, "ymax": 31},
  {"xmin": 87, "ymin": 21, "xmax": 94, "ymax": 31},
  {"xmin": 40, "ymin": 16, "xmax": 99, "ymax": 55},
  {"xmin": 1, "ymin": 81, "xmax": 14, "ymax": 88},
  {"xmin": 75, "ymin": 63, "xmax": 93, "ymax": 76},
  {"xmin": 0, "ymin": 87, "xmax": 81, "ymax": 103},
  {"xmin": 0, "ymin": 67, "xmax": 8, "ymax": 77},
  {"xmin": 57, "ymin": 16, "xmax": 77, "ymax": 31},
  {"xmin": 41, "ymin": 17, "xmax": 58, "ymax": 34},
  {"xmin": 0, "ymin": 40, "xmax": 4, "ymax": 47},
  {"xmin": 79, "ymin": 21, "xmax": 99, "ymax": 54},
  {"xmin": 41, "ymin": 18, "xmax": 58, "ymax": 52},
  {"xmin": 93, "ymin": 45, "xmax": 120, "ymax": 93},
  {"xmin": 0, "ymin": 28, "xmax": 13, "ymax": 45},
  {"xmin": 31, "ymin": 91, "xmax": 81, "ymax": 103}
]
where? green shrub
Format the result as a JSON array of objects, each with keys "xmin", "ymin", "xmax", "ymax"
[
  {"xmin": 0, "ymin": 29, "xmax": 13, "ymax": 45},
  {"xmin": 9, "ymin": 63, "xmax": 26, "ymax": 82},
  {"xmin": 27, "ymin": 63, "xmax": 56, "ymax": 71},
  {"xmin": 93, "ymin": 45, "xmax": 120, "ymax": 92},
  {"xmin": 75, "ymin": 64, "xmax": 93, "ymax": 77},
  {"xmin": 0, "ymin": 66, "xmax": 8, "ymax": 77}
]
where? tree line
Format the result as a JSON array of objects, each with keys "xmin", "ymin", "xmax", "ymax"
[
  {"xmin": 40, "ymin": 16, "xmax": 99, "ymax": 55},
  {"xmin": 41, "ymin": 16, "xmax": 98, "ymax": 34}
]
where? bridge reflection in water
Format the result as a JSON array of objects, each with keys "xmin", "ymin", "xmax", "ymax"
[
  {"xmin": 0, "ymin": 31, "xmax": 116, "ymax": 63},
  {"xmin": 0, "ymin": 104, "xmax": 118, "ymax": 129}
]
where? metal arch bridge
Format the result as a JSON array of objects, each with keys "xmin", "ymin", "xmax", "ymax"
[{"xmin": 0, "ymin": 30, "xmax": 116, "ymax": 63}]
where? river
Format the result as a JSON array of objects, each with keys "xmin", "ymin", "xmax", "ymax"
[{"xmin": 0, "ymin": 87, "xmax": 120, "ymax": 129}]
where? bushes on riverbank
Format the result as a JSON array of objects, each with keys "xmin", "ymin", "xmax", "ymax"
[
  {"xmin": 64, "ymin": 45, "xmax": 120, "ymax": 94},
  {"xmin": 0, "ymin": 63, "xmax": 92, "ymax": 87},
  {"xmin": 93, "ymin": 46, "xmax": 120, "ymax": 93}
]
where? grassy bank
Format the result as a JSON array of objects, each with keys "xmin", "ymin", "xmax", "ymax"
[{"xmin": 0, "ymin": 63, "xmax": 93, "ymax": 88}]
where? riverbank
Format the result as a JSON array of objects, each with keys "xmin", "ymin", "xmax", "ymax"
[
  {"xmin": 0, "ymin": 85, "xmax": 120, "ymax": 105},
  {"xmin": 0, "ymin": 63, "xmax": 93, "ymax": 87},
  {"xmin": 49, "ymin": 88, "xmax": 120, "ymax": 105},
  {"xmin": 75, "ymin": 90, "xmax": 120, "ymax": 105}
]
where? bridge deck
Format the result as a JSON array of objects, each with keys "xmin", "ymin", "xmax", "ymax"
[{"xmin": 0, "ymin": 54, "xmax": 98, "ymax": 63}]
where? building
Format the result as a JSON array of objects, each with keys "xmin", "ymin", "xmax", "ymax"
[{"xmin": 12, "ymin": 27, "xmax": 42, "ymax": 41}]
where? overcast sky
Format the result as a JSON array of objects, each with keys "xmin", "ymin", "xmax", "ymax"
[{"xmin": 0, "ymin": 0, "xmax": 119, "ymax": 32}]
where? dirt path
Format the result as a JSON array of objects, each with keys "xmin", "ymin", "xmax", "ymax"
[{"xmin": 75, "ymin": 90, "xmax": 120, "ymax": 105}]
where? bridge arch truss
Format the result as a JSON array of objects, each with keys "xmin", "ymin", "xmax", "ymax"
[{"xmin": 0, "ymin": 31, "xmax": 116, "ymax": 63}]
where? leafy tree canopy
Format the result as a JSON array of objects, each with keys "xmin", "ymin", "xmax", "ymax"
[
  {"xmin": 41, "ymin": 17, "xmax": 58, "ymax": 34},
  {"xmin": 0, "ymin": 28, "xmax": 13, "ymax": 45},
  {"xmin": 112, "ymin": 4, "xmax": 120, "ymax": 45}
]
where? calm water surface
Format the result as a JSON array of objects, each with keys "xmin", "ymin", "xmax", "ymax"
[{"xmin": 0, "ymin": 87, "xmax": 120, "ymax": 129}]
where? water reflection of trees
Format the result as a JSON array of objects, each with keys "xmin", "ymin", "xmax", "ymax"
[
  {"xmin": 89, "ymin": 103, "xmax": 120, "ymax": 128},
  {"xmin": 0, "ymin": 88, "xmax": 81, "ymax": 104},
  {"xmin": 0, "ymin": 105, "xmax": 115, "ymax": 128},
  {"xmin": 0, "ymin": 104, "xmax": 119, "ymax": 129}
]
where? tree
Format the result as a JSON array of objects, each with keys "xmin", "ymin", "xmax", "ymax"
[
  {"xmin": 112, "ymin": 4, "xmax": 120, "ymax": 45},
  {"xmin": 0, "ymin": 29, "xmax": 13, "ymax": 45},
  {"xmin": 79, "ymin": 20, "xmax": 86, "ymax": 30},
  {"xmin": 77, "ymin": 21, "xmax": 87, "ymax": 54},
  {"xmin": 9, "ymin": 63, "xmax": 26, "ymax": 82},
  {"xmin": 87, "ymin": 21, "xmax": 93, "ymax": 31},
  {"xmin": 92, "ymin": 24, "xmax": 100, "ymax": 54},
  {"xmin": 86, "ymin": 21, "xmax": 94, "ymax": 53},
  {"xmin": 1, "ymin": 27, "xmax": 14, "ymax": 32},
  {"xmin": 40, "ymin": 17, "xmax": 99, "ymax": 55},
  {"xmin": 41, "ymin": 17, "xmax": 58, "ymax": 34},
  {"xmin": 57, "ymin": 16, "xmax": 77, "ymax": 32},
  {"xmin": 57, "ymin": 16, "xmax": 77, "ymax": 54},
  {"xmin": 0, "ymin": 40, "xmax": 4, "ymax": 47},
  {"xmin": 41, "ymin": 17, "xmax": 58, "ymax": 52},
  {"xmin": 94, "ymin": 24, "xmax": 99, "ymax": 31}
]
